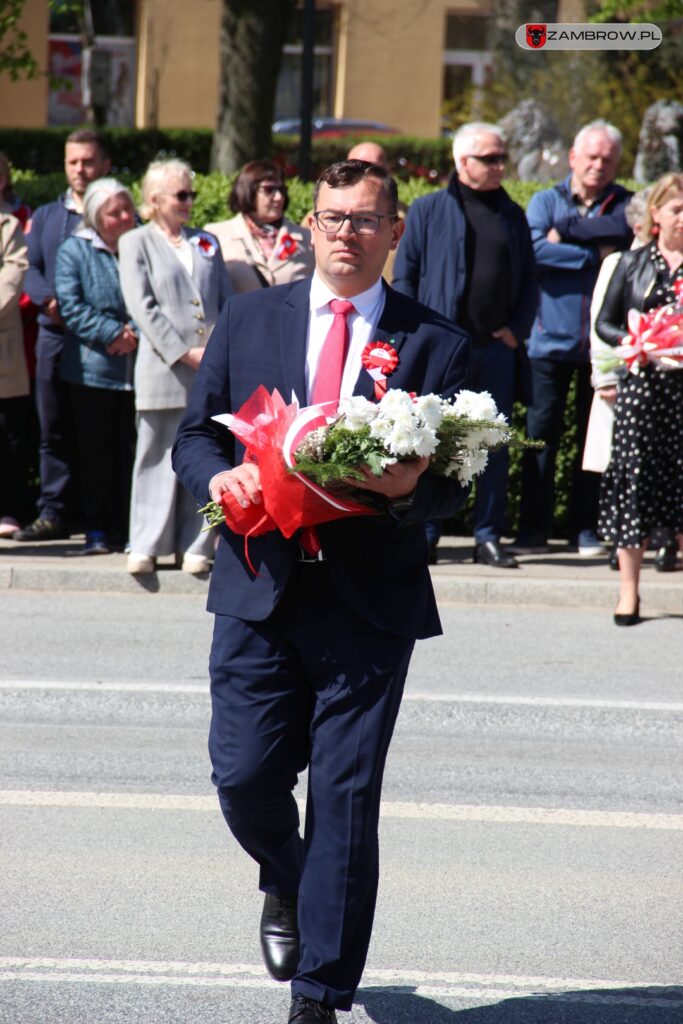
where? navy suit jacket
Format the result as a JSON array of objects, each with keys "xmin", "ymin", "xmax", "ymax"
[{"xmin": 172, "ymin": 278, "xmax": 471, "ymax": 639}]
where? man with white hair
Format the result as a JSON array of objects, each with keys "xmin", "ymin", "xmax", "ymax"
[
  {"xmin": 511, "ymin": 119, "xmax": 632, "ymax": 557},
  {"xmin": 393, "ymin": 122, "xmax": 537, "ymax": 567}
]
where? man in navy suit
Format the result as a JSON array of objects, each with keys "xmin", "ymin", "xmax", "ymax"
[{"xmin": 172, "ymin": 160, "xmax": 470, "ymax": 1024}]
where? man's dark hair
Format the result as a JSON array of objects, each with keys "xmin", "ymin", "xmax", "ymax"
[
  {"xmin": 314, "ymin": 160, "xmax": 398, "ymax": 213},
  {"xmin": 65, "ymin": 128, "xmax": 109, "ymax": 159},
  {"xmin": 228, "ymin": 159, "xmax": 288, "ymax": 215}
]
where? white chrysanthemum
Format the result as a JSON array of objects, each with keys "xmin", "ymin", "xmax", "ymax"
[
  {"xmin": 413, "ymin": 393, "xmax": 446, "ymax": 430},
  {"xmin": 410, "ymin": 424, "xmax": 439, "ymax": 457},
  {"xmin": 377, "ymin": 389, "xmax": 416, "ymax": 418},
  {"xmin": 450, "ymin": 448, "xmax": 489, "ymax": 484},
  {"xmin": 384, "ymin": 423, "xmax": 424, "ymax": 456},
  {"xmin": 452, "ymin": 389, "xmax": 499, "ymax": 421},
  {"xmin": 339, "ymin": 395, "xmax": 378, "ymax": 429},
  {"xmin": 368, "ymin": 417, "xmax": 395, "ymax": 442}
]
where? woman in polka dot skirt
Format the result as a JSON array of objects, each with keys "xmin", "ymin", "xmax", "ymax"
[{"xmin": 595, "ymin": 173, "xmax": 683, "ymax": 626}]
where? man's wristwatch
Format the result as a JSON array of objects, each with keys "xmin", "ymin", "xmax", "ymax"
[{"xmin": 387, "ymin": 491, "xmax": 415, "ymax": 518}]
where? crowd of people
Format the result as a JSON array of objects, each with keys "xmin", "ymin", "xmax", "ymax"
[{"xmin": 0, "ymin": 124, "xmax": 681, "ymax": 616}]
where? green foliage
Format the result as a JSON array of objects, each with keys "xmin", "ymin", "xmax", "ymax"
[
  {"xmin": 589, "ymin": 0, "xmax": 682, "ymax": 20},
  {"xmin": 0, "ymin": 0, "xmax": 38, "ymax": 80}
]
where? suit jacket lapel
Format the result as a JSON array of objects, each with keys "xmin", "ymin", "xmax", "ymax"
[{"xmin": 280, "ymin": 279, "xmax": 310, "ymax": 406}]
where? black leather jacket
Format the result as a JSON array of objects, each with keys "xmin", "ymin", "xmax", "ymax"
[{"xmin": 595, "ymin": 243, "xmax": 658, "ymax": 347}]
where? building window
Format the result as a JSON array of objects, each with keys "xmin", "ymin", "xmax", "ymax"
[
  {"xmin": 274, "ymin": 5, "xmax": 335, "ymax": 120},
  {"xmin": 443, "ymin": 12, "xmax": 492, "ymax": 107},
  {"xmin": 48, "ymin": 1, "xmax": 137, "ymax": 127}
]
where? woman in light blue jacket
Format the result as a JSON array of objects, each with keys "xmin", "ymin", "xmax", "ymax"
[{"xmin": 55, "ymin": 178, "xmax": 137, "ymax": 555}]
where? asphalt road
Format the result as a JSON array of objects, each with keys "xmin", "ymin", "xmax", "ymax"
[{"xmin": 1, "ymin": 591, "xmax": 682, "ymax": 1023}]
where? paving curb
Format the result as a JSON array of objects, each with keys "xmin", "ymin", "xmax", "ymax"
[{"xmin": 1, "ymin": 550, "xmax": 681, "ymax": 614}]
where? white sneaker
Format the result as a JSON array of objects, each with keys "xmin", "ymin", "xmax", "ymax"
[
  {"xmin": 181, "ymin": 553, "xmax": 211, "ymax": 575},
  {"xmin": 127, "ymin": 551, "xmax": 156, "ymax": 574}
]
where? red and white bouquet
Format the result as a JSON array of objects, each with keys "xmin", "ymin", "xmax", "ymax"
[
  {"xmin": 601, "ymin": 279, "xmax": 683, "ymax": 374},
  {"xmin": 200, "ymin": 386, "xmax": 538, "ymax": 565}
]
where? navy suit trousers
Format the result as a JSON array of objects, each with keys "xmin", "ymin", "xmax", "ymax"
[{"xmin": 208, "ymin": 561, "xmax": 414, "ymax": 1011}]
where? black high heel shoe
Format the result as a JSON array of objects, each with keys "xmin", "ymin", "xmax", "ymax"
[{"xmin": 613, "ymin": 598, "xmax": 640, "ymax": 627}]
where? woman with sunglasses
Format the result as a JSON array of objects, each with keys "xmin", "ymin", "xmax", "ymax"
[
  {"xmin": 205, "ymin": 159, "xmax": 314, "ymax": 292},
  {"xmin": 119, "ymin": 158, "xmax": 232, "ymax": 575}
]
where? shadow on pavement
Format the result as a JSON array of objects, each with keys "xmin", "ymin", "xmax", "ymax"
[{"xmin": 356, "ymin": 986, "xmax": 683, "ymax": 1023}]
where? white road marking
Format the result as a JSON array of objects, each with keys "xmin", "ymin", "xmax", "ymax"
[
  {"xmin": 2, "ymin": 679, "xmax": 683, "ymax": 713},
  {"xmin": 0, "ymin": 959, "xmax": 679, "ymax": 1006},
  {"xmin": 1, "ymin": 790, "xmax": 682, "ymax": 830}
]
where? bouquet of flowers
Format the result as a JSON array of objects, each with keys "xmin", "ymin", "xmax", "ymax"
[
  {"xmin": 292, "ymin": 388, "xmax": 518, "ymax": 487},
  {"xmin": 599, "ymin": 278, "xmax": 683, "ymax": 374},
  {"xmin": 201, "ymin": 386, "xmax": 540, "ymax": 563}
]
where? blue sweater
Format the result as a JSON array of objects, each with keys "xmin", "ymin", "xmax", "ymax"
[
  {"xmin": 54, "ymin": 230, "xmax": 135, "ymax": 391},
  {"xmin": 526, "ymin": 175, "xmax": 632, "ymax": 362}
]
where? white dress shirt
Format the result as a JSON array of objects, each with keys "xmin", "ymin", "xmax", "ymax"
[{"xmin": 306, "ymin": 272, "xmax": 386, "ymax": 404}]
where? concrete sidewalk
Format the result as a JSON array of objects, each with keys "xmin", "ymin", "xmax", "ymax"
[{"xmin": 1, "ymin": 534, "xmax": 681, "ymax": 613}]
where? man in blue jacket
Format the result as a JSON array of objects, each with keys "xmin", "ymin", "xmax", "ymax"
[
  {"xmin": 17, "ymin": 129, "xmax": 110, "ymax": 541},
  {"xmin": 511, "ymin": 119, "xmax": 632, "ymax": 556},
  {"xmin": 393, "ymin": 122, "xmax": 537, "ymax": 567},
  {"xmin": 173, "ymin": 160, "xmax": 470, "ymax": 1024}
]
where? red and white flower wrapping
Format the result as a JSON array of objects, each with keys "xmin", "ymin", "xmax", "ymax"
[
  {"xmin": 618, "ymin": 279, "xmax": 683, "ymax": 373},
  {"xmin": 212, "ymin": 387, "xmax": 374, "ymax": 568}
]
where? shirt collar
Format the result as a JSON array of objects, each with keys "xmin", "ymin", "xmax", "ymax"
[
  {"xmin": 309, "ymin": 271, "xmax": 384, "ymax": 317},
  {"xmin": 64, "ymin": 188, "xmax": 81, "ymax": 212}
]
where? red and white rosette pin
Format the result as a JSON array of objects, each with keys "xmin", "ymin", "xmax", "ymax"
[{"xmin": 361, "ymin": 340, "xmax": 399, "ymax": 400}]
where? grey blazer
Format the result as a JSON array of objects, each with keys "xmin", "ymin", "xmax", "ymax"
[{"xmin": 118, "ymin": 224, "xmax": 233, "ymax": 411}]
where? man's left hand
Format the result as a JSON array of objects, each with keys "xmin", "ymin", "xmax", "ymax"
[
  {"xmin": 546, "ymin": 227, "xmax": 562, "ymax": 244},
  {"xmin": 492, "ymin": 326, "xmax": 518, "ymax": 349},
  {"xmin": 350, "ymin": 456, "xmax": 430, "ymax": 499}
]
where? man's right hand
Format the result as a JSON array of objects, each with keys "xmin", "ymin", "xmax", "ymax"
[{"xmin": 209, "ymin": 464, "xmax": 262, "ymax": 507}]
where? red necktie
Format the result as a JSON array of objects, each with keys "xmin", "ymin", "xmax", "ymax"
[{"xmin": 311, "ymin": 299, "xmax": 355, "ymax": 406}]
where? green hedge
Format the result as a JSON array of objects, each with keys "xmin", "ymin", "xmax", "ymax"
[
  {"xmin": 12, "ymin": 167, "xmax": 590, "ymax": 540},
  {"xmin": 0, "ymin": 127, "xmax": 456, "ymax": 179}
]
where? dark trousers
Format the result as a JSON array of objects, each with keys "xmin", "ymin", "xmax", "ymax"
[
  {"xmin": 519, "ymin": 357, "xmax": 600, "ymax": 540},
  {"xmin": 67, "ymin": 383, "xmax": 136, "ymax": 540},
  {"xmin": 208, "ymin": 563, "xmax": 414, "ymax": 1011},
  {"xmin": 35, "ymin": 371, "xmax": 79, "ymax": 524},
  {"xmin": 425, "ymin": 338, "xmax": 515, "ymax": 546},
  {"xmin": 0, "ymin": 394, "xmax": 39, "ymax": 524}
]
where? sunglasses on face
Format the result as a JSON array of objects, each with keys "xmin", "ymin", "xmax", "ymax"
[
  {"xmin": 161, "ymin": 190, "xmax": 197, "ymax": 202},
  {"xmin": 257, "ymin": 183, "xmax": 288, "ymax": 196},
  {"xmin": 465, "ymin": 153, "xmax": 509, "ymax": 166}
]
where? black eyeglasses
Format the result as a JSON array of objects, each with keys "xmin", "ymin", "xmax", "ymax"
[
  {"xmin": 257, "ymin": 183, "xmax": 288, "ymax": 196},
  {"xmin": 313, "ymin": 211, "xmax": 397, "ymax": 235},
  {"xmin": 464, "ymin": 153, "xmax": 508, "ymax": 166},
  {"xmin": 162, "ymin": 190, "xmax": 198, "ymax": 202}
]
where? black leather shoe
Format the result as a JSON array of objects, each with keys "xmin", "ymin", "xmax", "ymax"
[
  {"xmin": 654, "ymin": 545, "xmax": 678, "ymax": 572},
  {"xmin": 288, "ymin": 995, "xmax": 338, "ymax": 1023},
  {"xmin": 14, "ymin": 517, "xmax": 70, "ymax": 542},
  {"xmin": 473, "ymin": 540, "xmax": 518, "ymax": 568},
  {"xmin": 260, "ymin": 894, "xmax": 299, "ymax": 982}
]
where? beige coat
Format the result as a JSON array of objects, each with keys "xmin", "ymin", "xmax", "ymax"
[
  {"xmin": 0, "ymin": 213, "xmax": 29, "ymax": 399},
  {"xmin": 204, "ymin": 213, "xmax": 315, "ymax": 293}
]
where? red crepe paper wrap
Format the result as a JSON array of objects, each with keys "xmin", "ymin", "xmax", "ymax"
[{"xmin": 216, "ymin": 387, "xmax": 374, "ymax": 572}]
